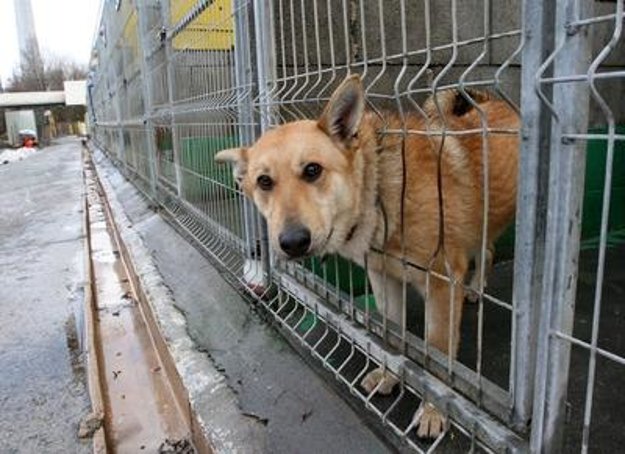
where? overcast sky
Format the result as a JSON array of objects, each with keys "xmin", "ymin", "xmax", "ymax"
[{"xmin": 0, "ymin": 0, "xmax": 102, "ymax": 85}]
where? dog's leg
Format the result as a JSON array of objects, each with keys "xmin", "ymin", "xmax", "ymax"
[
  {"xmin": 466, "ymin": 244, "xmax": 494, "ymax": 303},
  {"xmin": 411, "ymin": 259, "xmax": 467, "ymax": 438},
  {"xmin": 360, "ymin": 269, "xmax": 403, "ymax": 395},
  {"xmin": 367, "ymin": 269, "xmax": 404, "ymax": 329},
  {"xmin": 422, "ymin": 265, "xmax": 465, "ymax": 360}
]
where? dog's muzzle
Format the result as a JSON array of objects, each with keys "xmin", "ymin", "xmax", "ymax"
[{"xmin": 279, "ymin": 224, "xmax": 311, "ymax": 258}]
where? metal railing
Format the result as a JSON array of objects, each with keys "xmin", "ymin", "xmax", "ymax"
[{"xmin": 88, "ymin": 1, "xmax": 625, "ymax": 452}]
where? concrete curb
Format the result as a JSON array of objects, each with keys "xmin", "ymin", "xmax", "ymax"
[
  {"xmin": 90, "ymin": 148, "xmax": 264, "ymax": 453},
  {"xmin": 81, "ymin": 152, "xmax": 108, "ymax": 454}
]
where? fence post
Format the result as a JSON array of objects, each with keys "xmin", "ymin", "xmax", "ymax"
[
  {"xmin": 253, "ymin": 0, "xmax": 277, "ymax": 132},
  {"xmin": 251, "ymin": 0, "xmax": 277, "ymax": 288},
  {"xmin": 161, "ymin": 0, "xmax": 184, "ymax": 198},
  {"xmin": 530, "ymin": 0, "xmax": 594, "ymax": 452},
  {"xmin": 233, "ymin": 0, "xmax": 265, "ymax": 281},
  {"xmin": 136, "ymin": 0, "xmax": 160, "ymax": 199},
  {"xmin": 511, "ymin": 0, "xmax": 556, "ymax": 432},
  {"xmin": 114, "ymin": 66, "xmax": 127, "ymax": 171}
]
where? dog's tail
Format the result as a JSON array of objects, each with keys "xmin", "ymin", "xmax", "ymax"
[{"xmin": 422, "ymin": 88, "xmax": 493, "ymax": 118}]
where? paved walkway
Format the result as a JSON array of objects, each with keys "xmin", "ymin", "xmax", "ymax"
[{"xmin": 0, "ymin": 138, "xmax": 91, "ymax": 454}]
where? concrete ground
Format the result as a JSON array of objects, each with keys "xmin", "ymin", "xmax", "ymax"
[{"xmin": 0, "ymin": 138, "xmax": 91, "ymax": 453}]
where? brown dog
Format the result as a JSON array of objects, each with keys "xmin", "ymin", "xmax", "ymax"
[{"xmin": 216, "ymin": 75, "xmax": 519, "ymax": 438}]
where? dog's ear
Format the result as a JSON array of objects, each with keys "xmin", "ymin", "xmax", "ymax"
[
  {"xmin": 215, "ymin": 147, "xmax": 248, "ymax": 186},
  {"xmin": 215, "ymin": 147, "xmax": 246, "ymax": 164},
  {"xmin": 318, "ymin": 75, "xmax": 365, "ymax": 145}
]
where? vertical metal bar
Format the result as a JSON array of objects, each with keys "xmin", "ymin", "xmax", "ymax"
[
  {"xmin": 457, "ymin": 0, "xmax": 491, "ymax": 403},
  {"xmin": 161, "ymin": 0, "xmax": 184, "ymax": 198},
  {"xmin": 341, "ymin": 0, "xmax": 351, "ymax": 72},
  {"xmin": 320, "ymin": 0, "xmax": 338, "ymax": 95},
  {"xmin": 136, "ymin": 0, "xmax": 159, "ymax": 199},
  {"xmin": 530, "ymin": 1, "xmax": 594, "ymax": 452},
  {"xmin": 511, "ymin": 0, "xmax": 556, "ymax": 430},
  {"xmin": 235, "ymin": 0, "xmax": 264, "ymax": 283},
  {"xmin": 254, "ymin": 0, "xmax": 277, "ymax": 132},
  {"xmin": 234, "ymin": 0, "xmax": 254, "ymax": 146},
  {"xmin": 581, "ymin": 2, "xmax": 623, "ymax": 452},
  {"xmin": 253, "ymin": 0, "xmax": 276, "ymax": 286},
  {"xmin": 394, "ymin": 0, "xmax": 408, "ymax": 355},
  {"xmin": 114, "ymin": 68, "xmax": 126, "ymax": 172}
]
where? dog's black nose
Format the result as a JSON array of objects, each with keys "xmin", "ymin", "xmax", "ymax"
[{"xmin": 279, "ymin": 225, "xmax": 311, "ymax": 258}]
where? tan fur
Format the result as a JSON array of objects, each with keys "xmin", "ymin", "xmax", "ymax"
[{"xmin": 215, "ymin": 75, "xmax": 519, "ymax": 437}]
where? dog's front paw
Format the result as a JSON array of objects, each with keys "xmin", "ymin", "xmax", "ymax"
[
  {"xmin": 413, "ymin": 401, "xmax": 447, "ymax": 439},
  {"xmin": 243, "ymin": 259, "xmax": 267, "ymax": 297},
  {"xmin": 360, "ymin": 367, "xmax": 399, "ymax": 395}
]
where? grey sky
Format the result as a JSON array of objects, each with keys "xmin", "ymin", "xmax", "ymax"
[{"xmin": 0, "ymin": 0, "xmax": 101, "ymax": 85}]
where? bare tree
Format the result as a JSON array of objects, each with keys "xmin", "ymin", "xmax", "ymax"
[
  {"xmin": 6, "ymin": 40, "xmax": 88, "ymax": 92},
  {"xmin": 7, "ymin": 39, "xmax": 46, "ymax": 91}
]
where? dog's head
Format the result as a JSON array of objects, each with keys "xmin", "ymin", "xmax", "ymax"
[{"xmin": 215, "ymin": 75, "xmax": 367, "ymax": 260}]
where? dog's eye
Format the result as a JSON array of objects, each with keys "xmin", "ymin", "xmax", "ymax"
[
  {"xmin": 257, "ymin": 174, "xmax": 274, "ymax": 191},
  {"xmin": 302, "ymin": 163, "xmax": 323, "ymax": 182}
]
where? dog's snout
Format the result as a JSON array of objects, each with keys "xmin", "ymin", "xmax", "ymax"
[{"xmin": 279, "ymin": 225, "xmax": 311, "ymax": 258}]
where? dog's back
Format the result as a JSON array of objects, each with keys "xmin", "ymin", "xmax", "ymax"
[{"xmin": 368, "ymin": 90, "xmax": 519, "ymax": 272}]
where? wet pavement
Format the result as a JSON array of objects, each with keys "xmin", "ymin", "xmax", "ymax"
[{"xmin": 0, "ymin": 138, "xmax": 91, "ymax": 453}]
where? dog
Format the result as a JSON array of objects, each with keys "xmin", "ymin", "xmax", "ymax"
[{"xmin": 215, "ymin": 75, "xmax": 519, "ymax": 438}]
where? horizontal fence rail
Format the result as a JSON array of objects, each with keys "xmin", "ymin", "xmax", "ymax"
[{"xmin": 88, "ymin": 0, "xmax": 625, "ymax": 452}]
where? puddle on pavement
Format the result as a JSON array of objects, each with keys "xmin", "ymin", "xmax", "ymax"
[{"xmin": 65, "ymin": 314, "xmax": 87, "ymax": 387}]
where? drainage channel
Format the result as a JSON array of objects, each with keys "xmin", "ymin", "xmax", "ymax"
[{"xmin": 83, "ymin": 152, "xmax": 208, "ymax": 454}]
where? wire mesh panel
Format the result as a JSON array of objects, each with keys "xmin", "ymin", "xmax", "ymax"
[
  {"xmin": 159, "ymin": 0, "xmax": 268, "ymax": 292},
  {"xmin": 89, "ymin": 0, "xmax": 147, "ymax": 184},
  {"xmin": 249, "ymin": 0, "xmax": 524, "ymax": 450},
  {"xmin": 87, "ymin": 0, "xmax": 625, "ymax": 452}
]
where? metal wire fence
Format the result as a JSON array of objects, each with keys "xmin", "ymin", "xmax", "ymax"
[{"xmin": 88, "ymin": 0, "xmax": 625, "ymax": 452}]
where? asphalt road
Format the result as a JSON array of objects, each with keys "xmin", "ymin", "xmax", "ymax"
[{"xmin": 0, "ymin": 138, "xmax": 91, "ymax": 454}]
